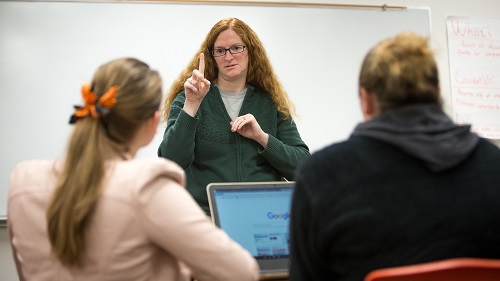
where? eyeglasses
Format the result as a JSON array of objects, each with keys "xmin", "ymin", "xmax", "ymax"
[{"xmin": 211, "ymin": 45, "xmax": 246, "ymax": 57}]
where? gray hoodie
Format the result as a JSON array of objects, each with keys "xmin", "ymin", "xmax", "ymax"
[{"xmin": 351, "ymin": 103, "xmax": 479, "ymax": 172}]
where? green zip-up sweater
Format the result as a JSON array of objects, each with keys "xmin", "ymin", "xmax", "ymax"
[{"xmin": 158, "ymin": 84, "xmax": 310, "ymax": 214}]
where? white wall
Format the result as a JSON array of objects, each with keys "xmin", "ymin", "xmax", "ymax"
[
  {"xmin": 0, "ymin": 1, "xmax": 430, "ymax": 216},
  {"xmin": 1, "ymin": 1, "xmax": 499, "ymax": 280}
]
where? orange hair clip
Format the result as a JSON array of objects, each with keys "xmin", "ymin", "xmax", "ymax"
[{"xmin": 69, "ymin": 84, "xmax": 118, "ymax": 124}]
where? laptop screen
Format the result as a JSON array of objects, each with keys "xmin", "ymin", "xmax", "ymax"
[{"xmin": 207, "ymin": 182, "xmax": 294, "ymax": 275}]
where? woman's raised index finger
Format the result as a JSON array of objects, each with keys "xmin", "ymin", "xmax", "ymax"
[{"xmin": 198, "ymin": 53, "xmax": 205, "ymax": 76}]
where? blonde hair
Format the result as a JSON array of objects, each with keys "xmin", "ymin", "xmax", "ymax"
[
  {"xmin": 46, "ymin": 58, "xmax": 162, "ymax": 266},
  {"xmin": 163, "ymin": 17, "xmax": 295, "ymax": 121},
  {"xmin": 359, "ymin": 32, "xmax": 442, "ymax": 112}
]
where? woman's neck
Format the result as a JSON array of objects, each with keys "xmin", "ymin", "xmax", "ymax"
[{"xmin": 215, "ymin": 77, "xmax": 247, "ymax": 93}]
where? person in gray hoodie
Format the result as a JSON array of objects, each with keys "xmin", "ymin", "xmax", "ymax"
[{"xmin": 289, "ymin": 32, "xmax": 500, "ymax": 281}]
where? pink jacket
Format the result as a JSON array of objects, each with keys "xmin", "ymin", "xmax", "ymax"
[{"xmin": 8, "ymin": 158, "xmax": 259, "ymax": 281}]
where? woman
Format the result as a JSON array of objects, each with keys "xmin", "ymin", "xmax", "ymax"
[
  {"xmin": 158, "ymin": 18, "xmax": 310, "ymax": 214},
  {"xmin": 8, "ymin": 58, "xmax": 259, "ymax": 281}
]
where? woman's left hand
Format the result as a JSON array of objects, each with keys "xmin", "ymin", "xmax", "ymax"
[{"xmin": 230, "ymin": 114, "xmax": 269, "ymax": 148}]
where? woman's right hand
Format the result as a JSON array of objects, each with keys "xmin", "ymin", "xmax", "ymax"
[{"xmin": 183, "ymin": 53, "xmax": 211, "ymax": 117}]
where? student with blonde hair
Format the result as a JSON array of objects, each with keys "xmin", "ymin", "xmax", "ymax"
[
  {"xmin": 289, "ymin": 32, "xmax": 500, "ymax": 281},
  {"xmin": 8, "ymin": 57, "xmax": 259, "ymax": 281},
  {"xmin": 158, "ymin": 18, "xmax": 310, "ymax": 215}
]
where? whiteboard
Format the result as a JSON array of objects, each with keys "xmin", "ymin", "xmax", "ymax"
[
  {"xmin": 0, "ymin": 1, "xmax": 430, "ymax": 217},
  {"xmin": 446, "ymin": 16, "xmax": 500, "ymax": 139}
]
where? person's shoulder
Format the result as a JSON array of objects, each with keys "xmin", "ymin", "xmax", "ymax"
[
  {"xmin": 9, "ymin": 159, "xmax": 57, "ymax": 194},
  {"xmin": 11, "ymin": 159, "xmax": 56, "ymax": 179},
  {"xmin": 13, "ymin": 159, "xmax": 54, "ymax": 168},
  {"xmin": 300, "ymin": 140, "xmax": 349, "ymax": 166},
  {"xmin": 132, "ymin": 157, "xmax": 184, "ymax": 172},
  {"xmin": 300, "ymin": 137, "xmax": 374, "ymax": 169},
  {"xmin": 474, "ymin": 138, "xmax": 500, "ymax": 159},
  {"xmin": 312, "ymin": 137, "xmax": 367, "ymax": 157},
  {"xmin": 478, "ymin": 138, "xmax": 500, "ymax": 151},
  {"xmin": 118, "ymin": 158, "xmax": 185, "ymax": 186},
  {"xmin": 103, "ymin": 158, "xmax": 186, "ymax": 202}
]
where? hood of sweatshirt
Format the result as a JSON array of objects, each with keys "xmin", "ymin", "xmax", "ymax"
[{"xmin": 351, "ymin": 104, "xmax": 479, "ymax": 172}]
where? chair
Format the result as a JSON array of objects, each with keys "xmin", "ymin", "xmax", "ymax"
[{"xmin": 364, "ymin": 258, "xmax": 500, "ymax": 281}]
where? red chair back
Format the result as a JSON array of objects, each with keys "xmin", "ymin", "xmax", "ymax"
[{"xmin": 364, "ymin": 258, "xmax": 500, "ymax": 281}]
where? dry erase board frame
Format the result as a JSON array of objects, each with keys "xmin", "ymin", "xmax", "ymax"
[{"xmin": 0, "ymin": 0, "xmax": 430, "ymax": 219}]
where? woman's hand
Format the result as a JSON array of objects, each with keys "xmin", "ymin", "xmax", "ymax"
[
  {"xmin": 230, "ymin": 114, "xmax": 269, "ymax": 148},
  {"xmin": 183, "ymin": 53, "xmax": 211, "ymax": 117}
]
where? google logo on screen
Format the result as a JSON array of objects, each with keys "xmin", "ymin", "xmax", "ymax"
[{"xmin": 267, "ymin": 212, "xmax": 290, "ymax": 220}]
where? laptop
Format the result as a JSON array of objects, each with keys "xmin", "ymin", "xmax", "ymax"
[{"xmin": 207, "ymin": 181, "xmax": 294, "ymax": 280}]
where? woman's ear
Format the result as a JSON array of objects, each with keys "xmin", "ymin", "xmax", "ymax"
[
  {"xmin": 149, "ymin": 111, "xmax": 160, "ymax": 134},
  {"xmin": 130, "ymin": 111, "xmax": 162, "ymax": 155},
  {"xmin": 360, "ymin": 87, "xmax": 379, "ymax": 121}
]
